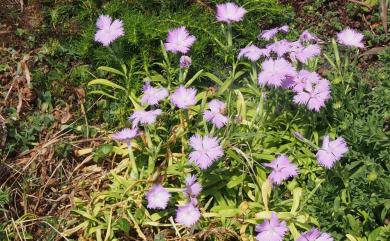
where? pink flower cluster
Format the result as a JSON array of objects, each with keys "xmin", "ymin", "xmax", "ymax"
[{"xmin": 97, "ymin": 4, "xmax": 358, "ymax": 235}]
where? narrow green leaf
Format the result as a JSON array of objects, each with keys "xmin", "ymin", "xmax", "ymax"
[
  {"xmin": 88, "ymin": 78, "xmax": 126, "ymax": 91},
  {"xmin": 97, "ymin": 66, "xmax": 125, "ymax": 76},
  {"xmin": 202, "ymin": 72, "xmax": 224, "ymax": 85},
  {"xmin": 88, "ymin": 90, "xmax": 118, "ymax": 100},
  {"xmin": 185, "ymin": 69, "xmax": 204, "ymax": 87}
]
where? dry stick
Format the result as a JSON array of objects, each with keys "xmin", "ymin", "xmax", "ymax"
[{"xmin": 33, "ymin": 159, "xmax": 64, "ymax": 212}]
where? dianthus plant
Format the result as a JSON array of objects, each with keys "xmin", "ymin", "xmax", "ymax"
[{"xmin": 77, "ymin": 2, "xmax": 360, "ymax": 240}]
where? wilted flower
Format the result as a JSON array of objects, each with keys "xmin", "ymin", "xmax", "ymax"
[
  {"xmin": 264, "ymin": 155, "xmax": 298, "ymax": 185},
  {"xmin": 165, "ymin": 26, "xmax": 196, "ymax": 54},
  {"xmin": 300, "ymin": 30, "xmax": 318, "ymax": 42},
  {"xmin": 259, "ymin": 25, "xmax": 289, "ymax": 41},
  {"xmin": 293, "ymin": 77, "xmax": 331, "ymax": 111},
  {"xmin": 112, "ymin": 128, "xmax": 138, "ymax": 145},
  {"xmin": 184, "ymin": 175, "xmax": 202, "ymax": 205},
  {"xmin": 337, "ymin": 28, "xmax": 364, "ymax": 48},
  {"xmin": 189, "ymin": 134, "xmax": 223, "ymax": 170},
  {"xmin": 141, "ymin": 82, "xmax": 168, "ymax": 106},
  {"xmin": 180, "ymin": 55, "xmax": 192, "ymax": 68},
  {"xmin": 238, "ymin": 45, "xmax": 268, "ymax": 61},
  {"xmin": 258, "ymin": 58, "xmax": 297, "ymax": 87},
  {"xmin": 255, "ymin": 212, "xmax": 288, "ymax": 241},
  {"xmin": 129, "ymin": 109, "xmax": 162, "ymax": 128},
  {"xmin": 94, "ymin": 15, "xmax": 124, "ymax": 46},
  {"xmin": 203, "ymin": 99, "xmax": 228, "ymax": 128},
  {"xmin": 297, "ymin": 228, "xmax": 334, "ymax": 241},
  {"xmin": 316, "ymin": 136, "xmax": 348, "ymax": 169},
  {"xmin": 146, "ymin": 184, "xmax": 171, "ymax": 210},
  {"xmin": 216, "ymin": 2, "xmax": 247, "ymax": 23},
  {"xmin": 170, "ymin": 85, "xmax": 197, "ymax": 109},
  {"xmin": 175, "ymin": 203, "xmax": 201, "ymax": 227}
]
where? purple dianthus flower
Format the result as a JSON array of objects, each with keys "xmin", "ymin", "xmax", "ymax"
[
  {"xmin": 293, "ymin": 77, "xmax": 331, "ymax": 112},
  {"xmin": 216, "ymin": 3, "xmax": 247, "ymax": 23},
  {"xmin": 264, "ymin": 155, "xmax": 298, "ymax": 185},
  {"xmin": 165, "ymin": 26, "xmax": 196, "ymax": 54},
  {"xmin": 316, "ymin": 136, "xmax": 348, "ymax": 169},
  {"xmin": 203, "ymin": 99, "xmax": 228, "ymax": 128},
  {"xmin": 146, "ymin": 184, "xmax": 171, "ymax": 210},
  {"xmin": 238, "ymin": 45, "xmax": 268, "ymax": 62},
  {"xmin": 297, "ymin": 228, "xmax": 334, "ymax": 241},
  {"xmin": 112, "ymin": 128, "xmax": 138, "ymax": 145},
  {"xmin": 170, "ymin": 85, "xmax": 197, "ymax": 109},
  {"xmin": 184, "ymin": 175, "xmax": 202, "ymax": 205},
  {"xmin": 255, "ymin": 212, "xmax": 288, "ymax": 241},
  {"xmin": 129, "ymin": 109, "xmax": 162, "ymax": 128},
  {"xmin": 259, "ymin": 25, "xmax": 289, "ymax": 41},
  {"xmin": 175, "ymin": 203, "xmax": 201, "ymax": 227},
  {"xmin": 179, "ymin": 55, "xmax": 192, "ymax": 68},
  {"xmin": 258, "ymin": 58, "xmax": 297, "ymax": 87},
  {"xmin": 267, "ymin": 39, "xmax": 292, "ymax": 57},
  {"xmin": 94, "ymin": 15, "xmax": 124, "ymax": 46},
  {"xmin": 292, "ymin": 70, "xmax": 322, "ymax": 93},
  {"xmin": 295, "ymin": 44, "xmax": 321, "ymax": 63},
  {"xmin": 300, "ymin": 30, "xmax": 319, "ymax": 42},
  {"xmin": 141, "ymin": 82, "xmax": 168, "ymax": 106},
  {"xmin": 189, "ymin": 134, "xmax": 224, "ymax": 170},
  {"xmin": 337, "ymin": 28, "xmax": 365, "ymax": 48}
]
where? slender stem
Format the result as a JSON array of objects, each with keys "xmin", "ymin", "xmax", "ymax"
[
  {"xmin": 179, "ymin": 68, "xmax": 183, "ymax": 83},
  {"xmin": 251, "ymin": 62, "xmax": 258, "ymax": 85},
  {"xmin": 144, "ymin": 127, "xmax": 155, "ymax": 174},
  {"xmin": 227, "ymin": 24, "xmax": 233, "ymax": 48},
  {"xmin": 127, "ymin": 143, "xmax": 138, "ymax": 179}
]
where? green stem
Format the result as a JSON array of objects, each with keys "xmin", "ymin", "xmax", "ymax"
[
  {"xmin": 226, "ymin": 24, "xmax": 233, "ymax": 48},
  {"xmin": 144, "ymin": 127, "xmax": 155, "ymax": 174},
  {"xmin": 127, "ymin": 144, "xmax": 138, "ymax": 179},
  {"xmin": 251, "ymin": 63, "xmax": 258, "ymax": 85},
  {"xmin": 249, "ymin": 87, "xmax": 264, "ymax": 128}
]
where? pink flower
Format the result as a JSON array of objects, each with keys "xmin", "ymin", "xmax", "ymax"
[
  {"xmin": 238, "ymin": 45, "xmax": 269, "ymax": 61},
  {"xmin": 203, "ymin": 99, "xmax": 228, "ymax": 128},
  {"xmin": 146, "ymin": 184, "xmax": 171, "ymax": 210},
  {"xmin": 165, "ymin": 26, "xmax": 196, "ymax": 54},
  {"xmin": 141, "ymin": 82, "xmax": 168, "ymax": 106},
  {"xmin": 170, "ymin": 85, "xmax": 197, "ymax": 109},
  {"xmin": 175, "ymin": 204, "xmax": 201, "ymax": 227},
  {"xmin": 264, "ymin": 155, "xmax": 298, "ymax": 185},
  {"xmin": 255, "ymin": 212, "xmax": 288, "ymax": 241},
  {"xmin": 94, "ymin": 15, "xmax": 124, "ymax": 46},
  {"xmin": 300, "ymin": 30, "xmax": 319, "ymax": 42},
  {"xmin": 258, "ymin": 58, "xmax": 297, "ymax": 87},
  {"xmin": 179, "ymin": 55, "xmax": 192, "ymax": 68},
  {"xmin": 337, "ymin": 28, "xmax": 364, "ymax": 48},
  {"xmin": 293, "ymin": 44, "xmax": 321, "ymax": 63},
  {"xmin": 293, "ymin": 77, "xmax": 331, "ymax": 112},
  {"xmin": 292, "ymin": 70, "xmax": 322, "ymax": 93},
  {"xmin": 112, "ymin": 128, "xmax": 138, "ymax": 145},
  {"xmin": 267, "ymin": 39, "xmax": 292, "ymax": 57},
  {"xmin": 129, "ymin": 109, "xmax": 162, "ymax": 128},
  {"xmin": 184, "ymin": 175, "xmax": 202, "ymax": 205},
  {"xmin": 297, "ymin": 228, "xmax": 334, "ymax": 241},
  {"xmin": 259, "ymin": 25, "xmax": 289, "ymax": 41},
  {"xmin": 216, "ymin": 3, "xmax": 247, "ymax": 23},
  {"xmin": 316, "ymin": 136, "xmax": 348, "ymax": 169},
  {"xmin": 189, "ymin": 134, "xmax": 224, "ymax": 170}
]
